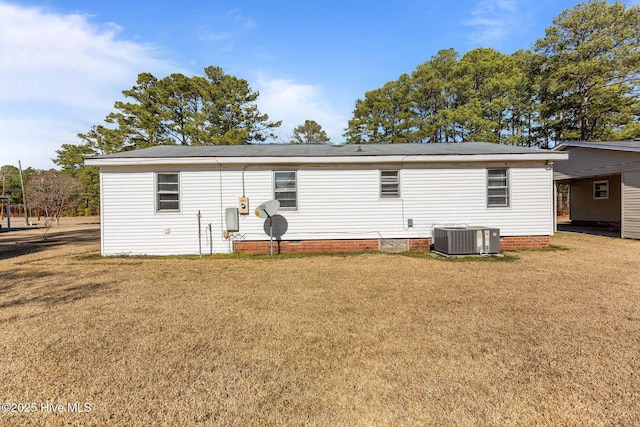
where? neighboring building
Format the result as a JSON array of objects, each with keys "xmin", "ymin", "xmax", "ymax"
[
  {"xmin": 85, "ymin": 142, "xmax": 568, "ymax": 256},
  {"xmin": 553, "ymin": 140, "xmax": 640, "ymax": 239}
]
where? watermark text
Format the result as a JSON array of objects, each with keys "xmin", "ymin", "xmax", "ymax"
[{"xmin": 1, "ymin": 402, "xmax": 92, "ymax": 414}]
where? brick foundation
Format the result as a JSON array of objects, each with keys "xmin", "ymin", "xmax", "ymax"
[
  {"xmin": 499, "ymin": 235, "xmax": 550, "ymax": 250},
  {"xmin": 233, "ymin": 235, "xmax": 550, "ymax": 254},
  {"xmin": 409, "ymin": 239, "xmax": 432, "ymax": 250},
  {"xmin": 234, "ymin": 238, "xmax": 433, "ymax": 254}
]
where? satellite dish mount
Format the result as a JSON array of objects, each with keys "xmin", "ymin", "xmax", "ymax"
[{"xmin": 255, "ymin": 200, "xmax": 280, "ymax": 256}]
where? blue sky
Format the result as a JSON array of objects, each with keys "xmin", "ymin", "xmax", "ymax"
[{"xmin": 1, "ymin": 0, "xmax": 638, "ymax": 169}]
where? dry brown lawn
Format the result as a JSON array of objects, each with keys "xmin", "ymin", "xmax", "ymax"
[{"xmin": 1, "ymin": 218, "xmax": 639, "ymax": 426}]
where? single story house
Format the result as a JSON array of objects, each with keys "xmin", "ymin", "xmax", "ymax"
[
  {"xmin": 85, "ymin": 142, "xmax": 568, "ymax": 256},
  {"xmin": 553, "ymin": 141, "xmax": 640, "ymax": 239}
]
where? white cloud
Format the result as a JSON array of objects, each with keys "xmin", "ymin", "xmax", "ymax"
[
  {"xmin": 462, "ymin": 0, "xmax": 529, "ymax": 46},
  {"xmin": 0, "ymin": 116, "xmax": 78, "ymax": 169},
  {"xmin": 0, "ymin": 2, "xmax": 177, "ymax": 169},
  {"xmin": 255, "ymin": 75, "xmax": 349, "ymax": 143}
]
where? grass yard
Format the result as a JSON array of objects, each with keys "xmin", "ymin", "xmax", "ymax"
[{"xmin": 1, "ymin": 219, "xmax": 639, "ymax": 426}]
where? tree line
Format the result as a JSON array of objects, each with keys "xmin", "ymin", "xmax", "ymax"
[
  {"xmin": 51, "ymin": 66, "xmax": 332, "ymax": 212},
  {"xmin": 3, "ymin": 0, "xmax": 637, "ymax": 217},
  {"xmin": 346, "ymin": 1, "xmax": 640, "ymax": 147}
]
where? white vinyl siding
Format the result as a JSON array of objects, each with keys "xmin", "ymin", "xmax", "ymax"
[
  {"xmin": 274, "ymin": 171, "xmax": 297, "ymax": 210},
  {"xmin": 98, "ymin": 164, "xmax": 555, "ymax": 255},
  {"xmin": 487, "ymin": 168, "xmax": 509, "ymax": 207},
  {"xmin": 403, "ymin": 166, "xmax": 552, "ymax": 236},
  {"xmin": 622, "ymin": 170, "xmax": 640, "ymax": 239},
  {"xmin": 156, "ymin": 172, "xmax": 180, "ymax": 212},
  {"xmin": 380, "ymin": 170, "xmax": 400, "ymax": 198}
]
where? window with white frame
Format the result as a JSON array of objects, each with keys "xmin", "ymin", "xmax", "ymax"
[
  {"xmin": 380, "ymin": 170, "xmax": 400, "ymax": 198},
  {"xmin": 156, "ymin": 172, "xmax": 180, "ymax": 212},
  {"xmin": 593, "ymin": 180, "xmax": 609, "ymax": 200},
  {"xmin": 487, "ymin": 168, "xmax": 510, "ymax": 207},
  {"xmin": 274, "ymin": 171, "xmax": 297, "ymax": 209}
]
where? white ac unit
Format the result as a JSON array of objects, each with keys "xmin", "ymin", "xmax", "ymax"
[{"xmin": 433, "ymin": 226, "xmax": 500, "ymax": 255}]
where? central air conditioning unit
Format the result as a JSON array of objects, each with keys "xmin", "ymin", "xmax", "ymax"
[{"xmin": 432, "ymin": 226, "xmax": 500, "ymax": 255}]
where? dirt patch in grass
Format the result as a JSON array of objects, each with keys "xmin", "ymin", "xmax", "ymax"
[
  {"xmin": 0, "ymin": 217, "xmax": 100, "ymax": 261},
  {"xmin": 1, "ymin": 223, "xmax": 639, "ymax": 425}
]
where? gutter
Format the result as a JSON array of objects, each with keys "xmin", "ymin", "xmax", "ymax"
[{"xmin": 86, "ymin": 152, "xmax": 569, "ymax": 167}]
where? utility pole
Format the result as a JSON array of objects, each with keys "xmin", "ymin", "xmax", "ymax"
[
  {"xmin": 18, "ymin": 160, "xmax": 29, "ymax": 226},
  {"xmin": 1, "ymin": 174, "xmax": 5, "ymax": 219}
]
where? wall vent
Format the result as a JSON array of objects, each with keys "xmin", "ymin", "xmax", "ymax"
[
  {"xmin": 433, "ymin": 227, "xmax": 500, "ymax": 255},
  {"xmin": 378, "ymin": 239, "xmax": 409, "ymax": 253}
]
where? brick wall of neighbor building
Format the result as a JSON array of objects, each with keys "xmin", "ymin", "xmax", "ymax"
[{"xmin": 234, "ymin": 236, "xmax": 549, "ymax": 254}]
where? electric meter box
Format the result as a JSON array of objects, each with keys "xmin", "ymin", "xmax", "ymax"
[{"xmin": 238, "ymin": 197, "xmax": 249, "ymax": 215}]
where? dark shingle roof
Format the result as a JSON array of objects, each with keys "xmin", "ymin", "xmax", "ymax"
[
  {"xmin": 554, "ymin": 140, "xmax": 640, "ymax": 153},
  {"xmin": 92, "ymin": 142, "xmax": 553, "ymax": 159}
]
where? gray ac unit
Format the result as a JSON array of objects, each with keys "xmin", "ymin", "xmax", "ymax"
[{"xmin": 433, "ymin": 226, "xmax": 500, "ymax": 255}]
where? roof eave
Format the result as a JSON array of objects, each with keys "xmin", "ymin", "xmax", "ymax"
[{"xmin": 85, "ymin": 152, "xmax": 568, "ymax": 167}]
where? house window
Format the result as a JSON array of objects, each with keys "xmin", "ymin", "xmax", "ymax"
[
  {"xmin": 594, "ymin": 180, "xmax": 609, "ymax": 200},
  {"xmin": 380, "ymin": 170, "xmax": 400, "ymax": 198},
  {"xmin": 487, "ymin": 168, "xmax": 509, "ymax": 207},
  {"xmin": 156, "ymin": 172, "xmax": 180, "ymax": 212},
  {"xmin": 274, "ymin": 171, "xmax": 297, "ymax": 209}
]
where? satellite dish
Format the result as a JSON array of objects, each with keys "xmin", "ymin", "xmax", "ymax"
[
  {"xmin": 255, "ymin": 199, "xmax": 280, "ymax": 218},
  {"xmin": 255, "ymin": 207, "xmax": 268, "ymax": 219},
  {"xmin": 263, "ymin": 214, "xmax": 288, "ymax": 238},
  {"xmin": 255, "ymin": 200, "xmax": 281, "ymax": 256}
]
